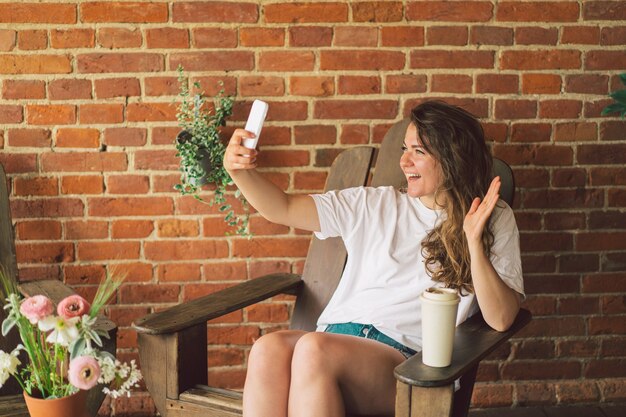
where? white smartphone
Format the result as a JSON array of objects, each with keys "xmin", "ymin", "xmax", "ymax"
[{"xmin": 242, "ymin": 100, "xmax": 269, "ymax": 149}]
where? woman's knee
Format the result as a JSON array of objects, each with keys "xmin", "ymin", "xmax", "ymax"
[
  {"xmin": 248, "ymin": 330, "xmax": 299, "ymax": 369},
  {"xmin": 291, "ymin": 332, "xmax": 338, "ymax": 377}
]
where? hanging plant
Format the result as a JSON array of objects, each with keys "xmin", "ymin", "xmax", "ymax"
[{"xmin": 174, "ymin": 66, "xmax": 250, "ymax": 237}]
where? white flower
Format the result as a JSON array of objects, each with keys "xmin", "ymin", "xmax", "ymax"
[
  {"xmin": 38, "ymin": 316, "xmax": 80, "ymax": 347},
  {"xmin": 99, "ymin": 358, "xmax": 142, "ymax": 399},
  {"xmin": 0, "ymin": 347, "xmax": 22, "ymax": 388}
]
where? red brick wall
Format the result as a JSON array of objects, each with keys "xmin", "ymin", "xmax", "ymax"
[{"xmin": 1, "ymin": 1, "xmax": 625, "ymax": 415}]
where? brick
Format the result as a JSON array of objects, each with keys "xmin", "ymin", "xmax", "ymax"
[
  {"xmin": 589, "ymin": 317, "xmax": 626, "ymax": 336},
  {"xmin": 265, "ymin": 3, "xmax": 347, "ymax": 23},
  {"xmin": 0, "ymin": 30, "xmax": 16, "ymax": 51},
  {"xmin": 551, "ymin": 168, "xmax": 587, "ymax": 187},
  {"xmin": 65, "ymin": 220, "xmax": 108, "ymax": 240},
  {"xmin": 55, "ymin": 128, "xmax": 100, "ymax": 149},
  {"xmin": 407, "ymin": 1, "xmax": 493, "ymax": 21},
  {"xmin": 559, "ymin": 295, "xmax": 600, "ymax": 315},
  {"xmin": 192, "ymin": 28, "xmax": 238, "ymax": 48},
  {"xmin": 77, "ymin": 53, "xmax": 162, "ymax": 73},
  {"xmin": 522, "ymin": 74, "xmax": 562, "ymax": 94},
  {"xmin": 476, "ymin": 74, "xmax": 518, "ymax": 94},
  {"xmin": 16, "ymin": 220, "xmax": 62, "ymax": 240},
  {"xmin": 294, "ymin": 125, "xmax": 337, "ymax": 145},
  {"xmin": 554, "ymin": 122, "xmax": 597, "ymax": 142},
  {"xmin": 431, "ymin": 74, "xmax": 472, "ymax": 93},
  {"xmin": 585, "ymin": 50, "xmax": 626, "ymax": 70},
  {"xmin": 108, "ymin": 306, "xmax": 150, "ymax": 327},
  {"xmin": 520, "ymin": 232, "xmax": 574, "ymax": 253},
  {"xmin": 334, "ymin": 27, "xmax": 378, "ymax": 47},
  {"xmin": 578, "ymin": 144, "xmax": 626, "ymax": 164},
  {"xmin": 134, "ymin": 150, "xmax": 178, "ymax": 171},
  {"xmin": 10, "ymin": 198, "xmax": 84, "ymax": 218},
  {"xmin": 410, "ymin": 50, "xmax": 493, "ymax": 69},
  {"xmin": 516, "ymin": 27, "xmax": 558, "ymax": 45},
  {"xmin": 89, "ymin": 197, "xmax": 173, "ymax": 217},
  {"xmin": 290, "ymin": 76, "xmax": 334, "ymax": 96},
  {"xmin": 81, "ymin": 2, "xmax": 167, "ymax": 23},
  {"xmin": 97, "ymin": 28, "xmax": 142, "ymax": 48},
  {"xmin": 289, "ymin": 27, "xmax": 332, "ymax": 47},
  {"xmin": 338, "ymin": 75, "xmax": 381, "ymax": 95},
  {"xmin": 158, "ymin": 263, "xmax": 201, "ymax": 282},
  {"xmin": 146, "ymin": 28, "xmax": 189, "ymax": 49},
  {"xmin": 524, "ymin": 189, "xmax": 602, "ymax": 209},
  {"xmin": 584, "ymin": 1, "xmax": 626, "ymax": 20},
  {"xmin": 602, "ymin": 295, "xmax": 626, "ymax": 314},
  {"xmin": 246, "ymin": 303, "xmax": 289, "ymax": 323},
  {"xmin": 151, "ymin": 127, "xmax": 181, "ymax": 146},
  {"xmin": 144, "ymin": 240, "xmax": 229, "ymax": 261},
  {"xmin": 385, "ymin": 74, "xmax": 427, "ymax": 94},
  {"xmin": 249, "ymin": 217, "xmax": 290, "ymax": 236},
  {"xmin": 601, "ymin": 121, "xmax": 626, "ymax": 141},
  {"xmin": 127, "ymin": 102, "xmax": 176, "ymax": 122},
  {"xmin": 599, "ymin": 379, "xmax": 626, "ymax": 402},
  {"xmin": 582, "ymin": 273, "xmax": 626, "ymax": 293},
  {"xmin": 589, "ymin": 210, "xmax": 626, "ymax": 229},
  {"xmin": 0, "ymin": 55, "xmax": 71, "ymax": 74},
  {"xmin": 240, "ymin": 76, "xmax": 284, "ymax": 97},
  {"xmin": 26, "ymin": 104, "xmax": 75, "ymax": 125},
  {"xmin": 514, "ymin": 340, "xmax": 555, "ymax": 359},
  {"xmin": 50, "ymin": 29, "xmax": 94, "ymax": 48},
  {"xmin": 208, "ymin": 347, "xmax": 245, "ymax": 367},
  {"xmin": 427, "ymin": 26, "xmax": 468, "ymax": 46},
  {"xmin": 203, "ymin": 261, "xmax": 247, "ymax": 281},
  {"xmin": 18, "ymin": 30, "xmax": 47, "ymax": 50},
  {"xmin": 104, "ymin": 127, "xmax": 147, "ymax": 147},
  {"xmin": 191, "ymin": 76, "xmax": 237, "ymax": 96},
  {"xmin": 350, "ymin": 2, "xmax": 401, "ymax": 22},
  {"xmin": 590, "ymin": 167, "xmax": 626, "ymax": 186},
  {"xmin": 2, "ymin": 80, "xmax": 45, "ymax": 99},
  {"xmin": 208, "ymin": 324, "xmax": 259, "ymax": 345},
  {"xmin": 77, "ymin": 241, "xmax": 140, "ymax": 261},
  {"xmin": 240, "ymin": 28, "xmax": 285, "ymax": 47},
  {"xmin": 120, "ymin": 283, "xmax": 179, "ymax": 303},
  {"xmin": 257, "ymin": 150, "xmax": 310, "ymax": 168},
  {"xmin": 173, "ymin": 2, "xmax": 258, "ymax": 23},
  {"xmin": 470, "ymin": 384, "xmax": 514, "ymax": 408},
  {"xmin": 321, "ymin": 50, "xmax": 404, "ymax": 70},
  {"xmin": 259, "ymin": 51, "xmax": 315, "ymax": 71},
  {"xmin": 61, "ymin": 175, "xmax": 104, "ymax": 194},
  {"xmin": 14, "ymin": 177, "xmax": 57, "ymax": 196},
  {"xmin": 112, "ymin": 220, "xmax": 154, "ymax": 239},
  {"xmin": 94, "ymin": 78, "xmax": 140, "ymax": 98},
  {"xmin": 15, "ymin": 242, "xmax": 74, "ymax": 264},
  {"xmin": 516, "ymin": 382, "xmax": 557, "ymax": 406},
  {"xmin": 585, "ymin": 359, "xmax": 626, "ymax": 378},
  {"xmin": 107, "ymin": 175, "xmax": 150, "ymax": 194},
  {"xmin": 556, "ymin": 339, "xmax": 600, "ymax": 358},
  {"xmin": 498, "ymin": 2, "xmax": 579, "ymax": 22},
  {"xmin": 7, "ymin": 129, "xmax": 51, "ymax": 147},
  {"xmin": 502, "ymin": 361, "xmax": 581, "ymax": 380},
  {"xmin": 314, "ymin": 100, "xmax": 398, "ymax": 120},
  {"xmin": 470, "ymin": 26, "xmax": 513, "ymax": 45},
  {"xmin": 601, "ymin": 27, "xmax": 626, "ymax": 45},
  {"xmin": 562, "ymin": 26, "xmax": 601, "ymax": 44},
  {"xmin": 170, "ymin": 51, "xmax": 253, "ymax": 72},
  {"xmin": 78, "ymin": 104, "xmax": 123, "ymax": 125},
  {"xmin": 539, "ymin": 99, "xmax": 582, "ymax": 119},
  {"xmin": 513, "ymin": 121, "xmax": 553, "ymax": 144},
  {"xmin": 233, "ymin": 238, "xmax": 309, "ymax": 258},
  {"xmin": 566, "ymin": 74, "xmax": 609, "ymax": 94},
  {"xmin": 577, "ymin": 233, "xmax": 626, "ymax": 251},
  {"xmin": 0, "ymin": 105, "xmax": 24, "ymax": 123},
  {"xmin": 0, "ymin": 3, "xmax": 76, "ymax": 24},
  {"xmin": 157, "ymin": 219, "xmax": 199, "ymax": 238},
  {"xmin": 501, "ymin": 50, "xmax": 581, "ymax": 70},
  {"xmin": 381, "ymin": 26, "xmax": 424, "ymax": 47},
  {"xmin": 233, "ymin": 100, "xmax": 308, "ymax": 122},
  {"xmin": 495, "ymin": 100, "xmax": 537, "ymax": 119},
  {"xmin": 41, "ymin": 152, "xmax": 127, "ymax": 172}
]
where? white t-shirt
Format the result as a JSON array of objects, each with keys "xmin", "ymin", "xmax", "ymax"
[{"xmin": 311, "ymin": 186, "xmax": 524, "ymax": 352}]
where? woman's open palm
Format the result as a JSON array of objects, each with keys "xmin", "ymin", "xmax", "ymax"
[{"xmin": 463, "ymin": 177, "xmax": 501, "ymax": 244}]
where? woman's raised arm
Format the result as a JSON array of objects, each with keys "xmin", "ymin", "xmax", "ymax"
[{"xmin": 224, "ymin": 129, "xmax": 320, "ymax": 232}]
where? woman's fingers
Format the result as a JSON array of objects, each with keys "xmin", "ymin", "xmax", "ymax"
[{"xmin": 225, "ymin": 129, "xmax": 258, "ymax": 171}]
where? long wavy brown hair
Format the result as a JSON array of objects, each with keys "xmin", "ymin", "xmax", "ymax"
[{"xmin": 411, "ymin": 101, "xmax": 494, "ymax": 294}]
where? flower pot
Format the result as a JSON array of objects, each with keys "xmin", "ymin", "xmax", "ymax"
[
  {"xmin": 176, "ymin": 130, "xmax": 212, "ymax": 186},
  {"xmin": 23, "ymin": 389, "xmax": 89, "ymax": 417}
]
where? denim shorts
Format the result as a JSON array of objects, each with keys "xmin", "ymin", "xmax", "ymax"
[{"xmin": 324, "ymin": 323, "xmax": 417, "ymax": 359}]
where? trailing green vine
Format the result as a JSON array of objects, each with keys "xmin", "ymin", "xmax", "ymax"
[
  {"xmin": 174, "ymin": 66, "xmax": 250, "ymax": 237},
  {"xmin": 602, "ymin": 73, "xmax": 626, "ymax": 118}
]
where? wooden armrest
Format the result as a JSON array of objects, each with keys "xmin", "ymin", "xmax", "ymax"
[
  {"xmin": 394, "ymin": 308, "xmax": 531, "ymax": 387},
  {"xmin": 133, "ymin": 273, "xmax": 302, "ymax": 335}
]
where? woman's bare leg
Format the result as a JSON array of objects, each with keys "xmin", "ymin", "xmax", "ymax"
[
  {"xmin": 288, "ymin": 332, "xmax": 406, "ymax": 417},
  {"xmin": 242, "ymin": 330, "xmax": 307, "ymax": 417}
]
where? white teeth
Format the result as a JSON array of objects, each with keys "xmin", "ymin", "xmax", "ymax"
[{"xmin": 408, "ymin": 174, "xmax": 421, "ymax": 178}]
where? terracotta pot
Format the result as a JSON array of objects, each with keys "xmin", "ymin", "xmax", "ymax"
[{"xmin": 23, "ymin": 389, "xmax": 89, "ymax": 417}]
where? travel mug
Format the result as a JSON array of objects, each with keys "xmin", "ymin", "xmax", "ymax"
[{"xmin": 420, "ymin": 287, "xmax": 460, "ymax": 367}]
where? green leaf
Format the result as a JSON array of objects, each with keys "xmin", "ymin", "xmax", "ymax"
[
  {"xmin": 70, "ymin": 338, "xmax": 86, "ymax": 360},
  {"xmin": 601, "ymin": 103, "xmax": 625, "ymax": 116},
  {"xmin": 1, "ymin": 316, "xmax": 16, "ymax": 336},
  {"xmin": 620, "ymin": 73, "xmax": 626, "ymax": 86},
  {"xmin": 609, "ymin": 90, "xmax": 626, "ymax": 102}
]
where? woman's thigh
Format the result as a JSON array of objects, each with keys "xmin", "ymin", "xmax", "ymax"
[{"xmin": 291, "ymin": 332, "xmax": 406, "ymax": 415}]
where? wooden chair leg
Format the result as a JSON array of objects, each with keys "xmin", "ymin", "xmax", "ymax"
[
  {"xmin": 451, "ymin": 364, "xmax": 478, "ymax": 417},
  {"xmin": 396, "ymin": 382, "xmax": 454, "ymax": 417}
]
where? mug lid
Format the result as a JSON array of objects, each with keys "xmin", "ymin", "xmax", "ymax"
[{"xmin": 421, "ymin": 287, "xmax": 459, "ymax": 301}]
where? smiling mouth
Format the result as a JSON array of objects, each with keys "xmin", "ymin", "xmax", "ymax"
[{"xmin": 407, "ymin": 173, "xmax": 421, "ymax": 180}]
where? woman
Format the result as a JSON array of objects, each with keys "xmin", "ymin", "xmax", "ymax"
[{"xmin": 224, "ymin": 101, "xmax": 524, "ymax": 417}]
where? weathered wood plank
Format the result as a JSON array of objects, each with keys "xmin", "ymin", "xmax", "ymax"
[
  {"xmin": 410, "ymin": 385, "xmax": 454, "ymax": 417},
  {"xmin": 394, "ymin": 309, "xmax": 531, "ymax": 387},
  {"xmin": 395, "ymin": 381, "xmax": 411, "ymax": 417},
  {"xmin": 134, "ymin": 273, "xmax": 302, "ymax": 335},
  {"xmin": 179, "ymin": 387, "xmax": 242, "ymax": 413},
  {"xmin": 0, "ymin": 395, "xmax": 28, "ymax": 417},
  {"xmin": 167, "ymin": 397, "xmax": 242, "ymax": 417}
]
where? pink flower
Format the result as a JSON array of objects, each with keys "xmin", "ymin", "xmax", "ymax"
[
  {"xmin": 19, "ymin": 295, "xmax": 54, "ymax": 324},
  {"xmin": 68, "ymin": 356, "xmax": 101, "ymax": 390},
  {"xmin": 57, "ymin": 295, "xmax": 91, "ymax": 320}
]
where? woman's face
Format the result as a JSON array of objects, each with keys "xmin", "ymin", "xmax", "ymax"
[{"xmin": 400, "ymin": 123, "xmax": 446, "ymax": 209}]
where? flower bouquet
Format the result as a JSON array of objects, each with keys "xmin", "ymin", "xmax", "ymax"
[{"xmin": 0, "ymin": 266, "xmax": 142, "ymax": 409}]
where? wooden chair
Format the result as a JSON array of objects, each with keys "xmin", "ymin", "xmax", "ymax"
[
  {"xmin": 0, "ymin": 163, "xmax": 117, "ymax": 417},
  {"xmin": 133, "ymin": 118, "xmax": 531, "ymax": 417}
]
